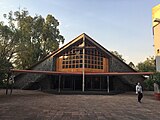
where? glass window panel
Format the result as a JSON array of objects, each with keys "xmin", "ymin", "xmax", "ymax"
[
  {"xmin": 92, "ymin": 65, "xmax": 94, "ymax": 68},
  {"xmin": 73, "ymin": 49, "xmax": 75, "ymax": 54},
  {"xmin": 80, "ymin": 50, "xmax": 83, "ymax": 54},
  {"xmin": 76, "ymin": 65, "xmax": 79, "ymax": 68},
  {"xmin": 76, "ymin": 55, "xmax": 79, "ymax": 59},
  {"xmin": 92, "ymin": 60, "xmax": 94, "ymax": 64},
  {"xmin": 72, "ymin": 65, "xmax": 75, "ymax": 68},
  {"xmin": 76, "ymin": 60, "xmax": 79, "ymax": 63}
]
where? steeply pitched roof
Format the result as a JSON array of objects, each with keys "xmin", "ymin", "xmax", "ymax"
[
  {"xmin": 29, "ymin": 33, "xmax": 112, "ymax": 69},
  {"xmin": 20, "ymin": 33, "xmax": 137, "ymax": 73}
]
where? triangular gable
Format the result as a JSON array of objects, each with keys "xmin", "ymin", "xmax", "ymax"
[
  {"xmin": 83, "ymin": 33, "xmax": 138, "ymax": 72},
  {"xmin": 50, "ymin": 33, "xmax": 113, "ymax": 59},
  {"xmin": 28, "ymin": 33, "xmax": 136, "ymax": 72},
  {"xmin": 30, "ymin": 33, "xmax": 111, "ymax": 69}
]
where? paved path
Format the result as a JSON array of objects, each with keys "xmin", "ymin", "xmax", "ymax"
[{"xmin": 0, "ymin": 89, "xmax": 160, "ymax": 120}]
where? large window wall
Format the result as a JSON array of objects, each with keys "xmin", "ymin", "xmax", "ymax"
[{"xmin": 56, "ymin": 39, "xmax": 109, "ymax": 72}]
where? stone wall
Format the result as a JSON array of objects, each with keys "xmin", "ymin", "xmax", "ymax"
[
  {"xmin": 112, "ymin": 76, "xmax": 134, "ymax": 92},
  {"xmin": 14, "ymin": 56, "xmax": 56, "ymax": 89},
  {"xmin": 109, "ymin": 56, "xmax": 145, "ymax": 88}
]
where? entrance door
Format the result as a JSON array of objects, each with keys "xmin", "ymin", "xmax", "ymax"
[
  {"xmin": 73, "ymin": 76, "xmax": 82, "ymax": 90},
  {"xmin": 85, "ymin": 76, "xmax": 108, "ymax": 91},
  {"xmin": 62, "ymin": 76, "xmax": 72, "ymax": 90}
]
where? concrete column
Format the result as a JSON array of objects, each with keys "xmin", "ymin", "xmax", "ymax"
[
  {"xmin": 58, "ymin": 75, "xmax": 61, "ymax": 93},
  {"xmin": 82, "ymin": 36, "xmax": 85, "ymax": 92},
  {"xmin": 107, "ymin": 76, "xmax": 110, "ymax": 93}
]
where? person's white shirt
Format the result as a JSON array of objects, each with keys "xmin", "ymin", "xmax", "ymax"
[{"xmin": 136, "ymin": 83, "xmax": 142, "ymax": 94}]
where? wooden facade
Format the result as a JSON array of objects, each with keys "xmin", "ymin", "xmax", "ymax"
[{"xmin": 56, "ymin": 38, "xmax": 109, "ymax": 73}]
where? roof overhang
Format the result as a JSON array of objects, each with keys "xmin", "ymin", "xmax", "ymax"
[{"xmin": 11, "ymin": 69, "xmax": 153, "ymax": 76}]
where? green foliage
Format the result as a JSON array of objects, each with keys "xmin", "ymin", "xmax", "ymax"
[
  {"xmin": 128, "ymin": 62, "xmax": 136, "ymax": 70},
  {"xmin": 0, "ymin": 20, "xmax": 14, "ymax": 82},
  {"xmin": 144, "ymin": 72, "xmax": 160, "ymax": 91},
  {"xmin": 0, "ymin": 8, "xmax": 64, "ymax": 70},
  {"xmin": 144, "ymin": 78, "xmax": 154, "ymax": 91},
  {"xmin": 110, "ymin": 51, "xmax": 126, "ymax": 62},
  {"xmin": 136, "ymin": 56, "xmax": 156, "ymax": 72},
  {"xmin": 152, "ymin": 72, "xmax": 160, "ymax": 86}
]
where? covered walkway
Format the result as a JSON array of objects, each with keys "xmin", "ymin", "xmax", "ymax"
[{"xmin": 11, "ymin": 69, "xmax": 153, "ymax": 93}]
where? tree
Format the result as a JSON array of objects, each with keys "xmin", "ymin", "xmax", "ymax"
[
  {"xmin": 0, "ymin": 21, "xmax": 16, "ymax": 82},
  {"xmin": 110, "ymin": 51, "xmax": 126, "ymax": 62},
  {"xmin": 128, "ymin": 62, "xmax": 136, "ymax": 70},
  {"xmin": 136, "ymin": 56, "xmax": 156, "ymax": 72},
  {"xmin": 0, "ymin": 9, "xmax": 64, "ymax": 82},
  {"xmin": 2, "ymin": 9, "xmax": 64, "ymax": 69},
  {"xmin": 136, "ymin": 56, "xmax": 156, "ymax": 91}
]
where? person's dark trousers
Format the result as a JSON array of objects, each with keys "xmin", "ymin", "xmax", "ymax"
[
  {"xmin": 138, "ymin": 92, "xmax": 143, "ymax": 102},
  {"xmin": 6, "ymin": 87, "xmax": 8, "ymax": 95},
  {"xmin": 6, "ymin": 82, "xmax": 9, "ymax": 95},
  {"xmin": 10, "ymin": 85, "xmax": 13, "ymax": 95}
]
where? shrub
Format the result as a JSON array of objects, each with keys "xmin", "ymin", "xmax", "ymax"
[{"xmin": 144, "ymin": 78, "xmax": 154, "ymax": 91}]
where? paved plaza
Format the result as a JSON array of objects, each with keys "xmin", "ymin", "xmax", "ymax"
[{"xmin": 0, "ymin": 89, "xmax": 160, "ymax": 120}]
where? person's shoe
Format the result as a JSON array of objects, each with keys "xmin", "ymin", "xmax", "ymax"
[{"xmin": 138, "ymin": 101, "xmax": 141, "ymax": 103}]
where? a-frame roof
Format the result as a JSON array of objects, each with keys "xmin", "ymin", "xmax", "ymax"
[
  {"xmin": 25, "ymin": 33, "xmax": 136, "ymax": 73},
  {"xmin": 29, "ymin": 33, "xmax": 113, "ymax": 69}
]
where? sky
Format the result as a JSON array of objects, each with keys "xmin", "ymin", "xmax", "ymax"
[{"xmin": 0, "ymin": 0, "xmax": 160, "ymax": 65}]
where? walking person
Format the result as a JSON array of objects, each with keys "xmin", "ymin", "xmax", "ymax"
[
  {"xmin": 5, "ymin": 72, "xmax": 11, "ymax": 95},
  {"xmin": 5, "ymin": 72, "xmax": 14, "ymax": 95},
  {"xmin": 136, "ymin": 82, "xmax": 143, "ymax": 103},
  {"xmin": 9, "ymin": 75, "xmax": 14, "ymax": 95}
]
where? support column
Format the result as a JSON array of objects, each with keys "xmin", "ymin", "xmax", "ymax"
[
  {"xmin": 82, "ymin": 36, "xmax": 85, "ymax": 92},
  {"xmin": 58, "ymin": 75, "xmax": 61, "ymax": 93},
  {"xmin": 100, "ymin": 76, "xmax": 101, "ymax": 90},
  {"xmin": 74, "ymin": 78, "xmax": 75, "ymax": 91},
  {"xmin": 107, "ymin": 76, "xmax": 110, "ymax": 93}
]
